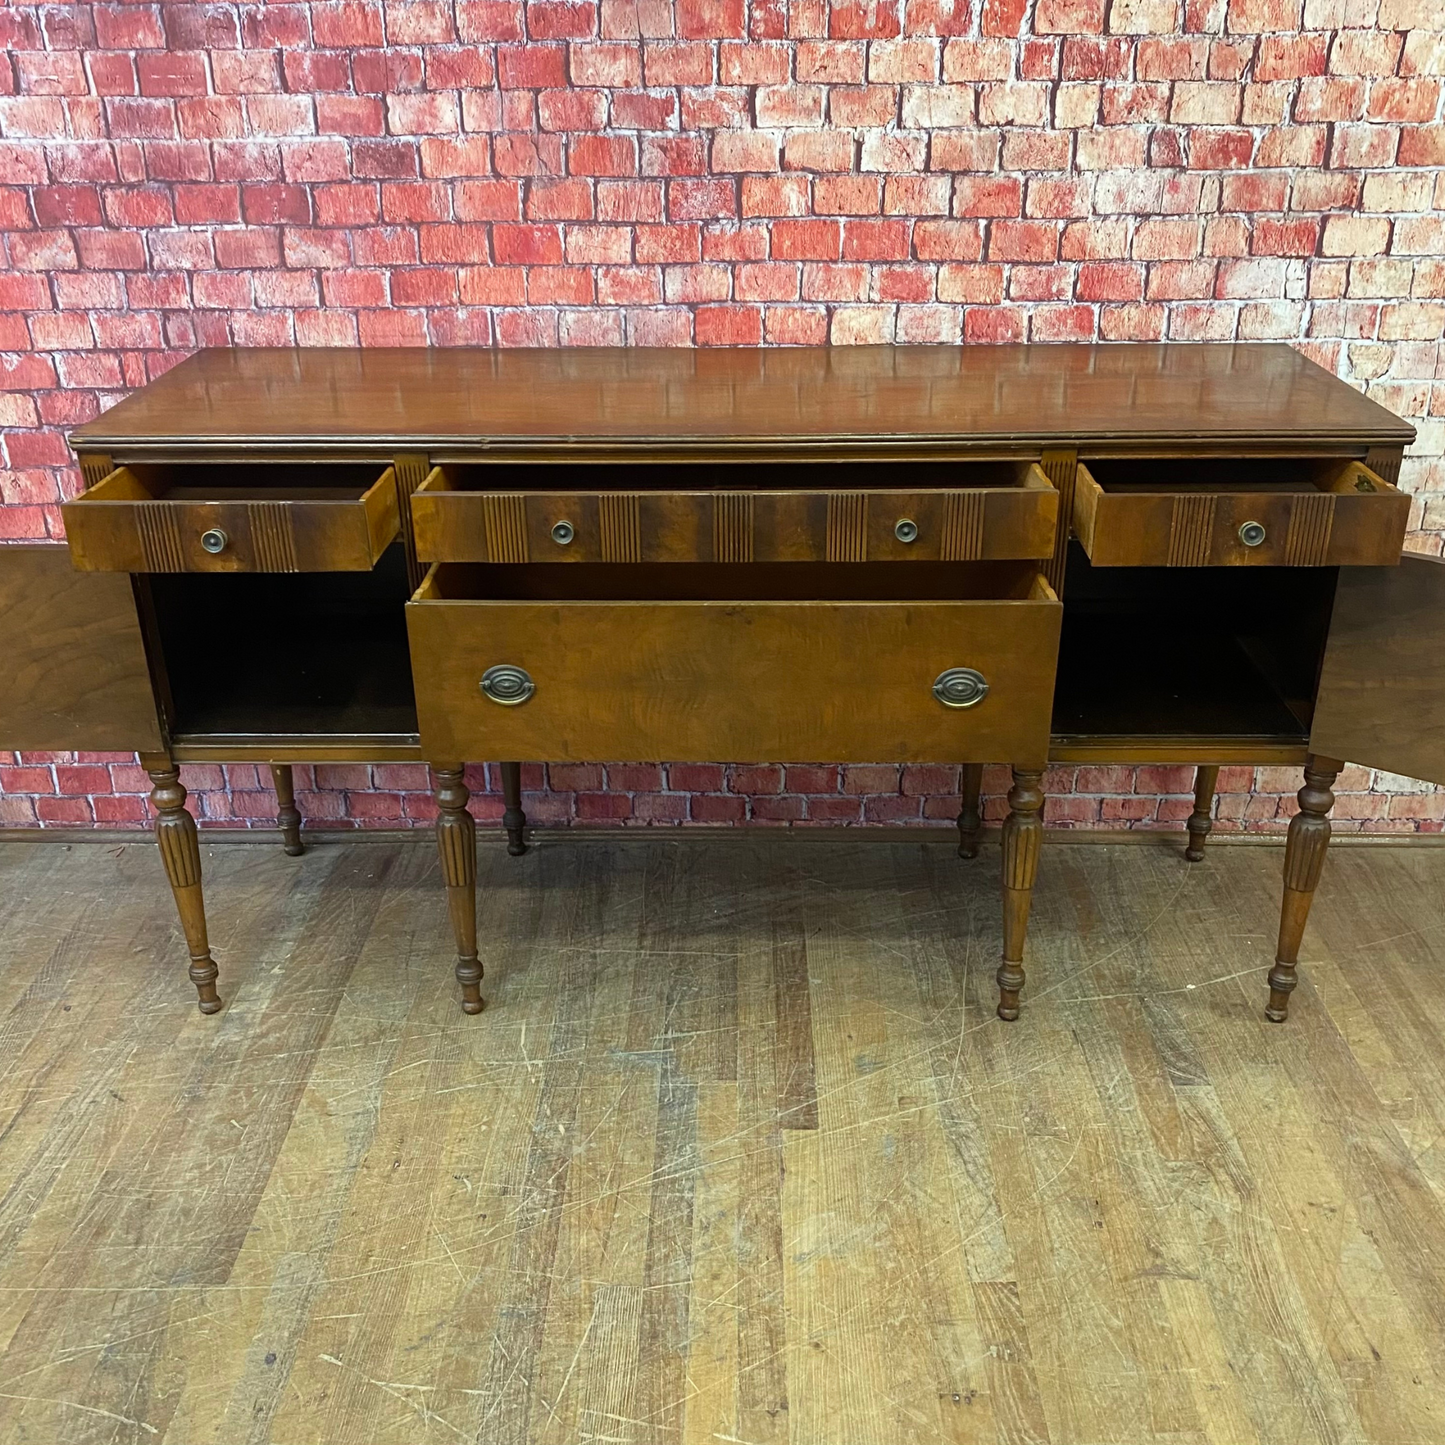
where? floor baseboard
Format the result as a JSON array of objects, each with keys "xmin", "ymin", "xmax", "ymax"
[{"xmin": 2, "ymin": 825, "xmax": 1440, "ymax": 848}]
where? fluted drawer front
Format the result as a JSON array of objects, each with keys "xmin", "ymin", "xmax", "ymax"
[
  {"xmin": 409, "ymin": 462, "xmax": 1058, "ymax": 564},
  {"xmin": 406, "ymin": 566, "xmax": 1062, "ymax": 766},
  {"xmin": 1072, "ymin": 458, "xmax": 1408, "ymax": 569},
  {"xmin": 63, "ymin": 464, "xmax": 400, "ymax": 574}
]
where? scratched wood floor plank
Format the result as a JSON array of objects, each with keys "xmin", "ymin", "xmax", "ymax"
[
  {"xmin": 1118, "ymin": 848, "xmax": 1428, "ymax": 1445},
  {"xmin": 1301, "ymin": 856, "xmax": 1445, "ymax": 1222},
  {"xmin": 1039, "ymin": 853, "xmax": 1214, "ymax": 1443},
  {"xmin": 792, "ymin": 846, "xmax": 911, "ymax": 1443},
  {"xmin": 0, "ymin": 847, "xmax": 184, "ymax": 1387},
  {"xmin": 3, "ymin": 836, "xmax": 1445, "ymax": 1445},
  {"xmin": 678, "ymin": 853, "xmax": 776, "ymax": 1445},
  {"xmin": 0, "ymin": 840, "xmax": 405, "ymax": 1443},
  {"xmin": 1195, "ymin": 854, "xmax": 1445, "ymax": 1445},
  {"xmin": 892, "ymin": 848, "xmax": 1012, "ymax": 1443},
  {"xmin": 534, "ymin": 845, "xmax": 658, "ymax": 1445},
  {"xmin": 867, "ymin": 848, "xmax": 1001, "ymax": 1444},
  {"xmin": 727, "ymin": 861, "xmax": 803, "ymax": 1445},
  {"xmin": 165, "ymin": 845, "xmax": 446, "ymax": 1445}
]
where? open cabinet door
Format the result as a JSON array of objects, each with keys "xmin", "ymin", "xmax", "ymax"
[
  {"xmin": 0, "ymin": 544, "xmax": 163, "ymax": 751},
  {"xmin": 1310, "ymin": 553, "xmax": 1445, "ymax": 787}
]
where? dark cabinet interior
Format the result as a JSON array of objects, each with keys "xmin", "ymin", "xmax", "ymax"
[
  {"xmin": 1052, "ymin": 542, "xmax": 1336, "ymax": 742},
  {"xmin": 144, "ymin": 544, "xmax": 418, "ymax": 743}
]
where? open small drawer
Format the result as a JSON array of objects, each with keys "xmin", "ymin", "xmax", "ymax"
[
  {"xmin": 63, "ymin": 463, "xmax": 400, "ymax": 573},
  {"xmin": 410, "ymin": 460, "xmax": 1058, "ymax": 564},
  {"xmin": 1072, "ymin": 457, "xmax": 1408, "ymax": 568},
  {"xmin": 406, "ymin": 561, "xmax": 1062, "ymax": 764}
]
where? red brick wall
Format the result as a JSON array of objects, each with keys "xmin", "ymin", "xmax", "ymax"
[{"xmin": 1, "ymin": 0, "xmax": 1441, "ymax": 834}]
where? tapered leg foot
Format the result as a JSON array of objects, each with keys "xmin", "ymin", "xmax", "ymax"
[
  {"xmin": 146, "ymin": 762, "xmax": 221, "ymax": 1014},
  {"xmin": 500, "ymin": 761, "xmax": 528, "ymax": 857},
  {"xmin": 270, "ymin": 764, "xmax": 304, "ymax": 856},
  {"xmin": 1184, "ymin": 764, "xmax": 1220, "ymax": 862},
  {"xmin": 434, "ymin": 765, "xmax": 483, "ymax": 1014},
  {"xmin": 957, "ymin": 762, "xmax": 984, "ymax": 860},
  {"xmin": 1267, "ymin": 757, "xmax": 1340, "ymax": 1022},
  {"xmin": 998, "ymin": 768, "xmax": 1044, "ymax": 1021}
]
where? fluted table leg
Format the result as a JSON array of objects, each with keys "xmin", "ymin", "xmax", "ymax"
[
  {"xmin": 1184, "ymin": 764, "xmax": 1220, "ymax": 862},
  {"xmin": 146, "ymin": 760, "xmax": 221, "ymax": 1015},
  {"xmin": 1267, "ymin": 756, "xmax": 1340, "ymax": 1023},
  {"xmin": 433, "ymin": 765, "xmax": 483, "ymax": 1015},
  {"xmin": 500, "ymin": 761, "xmax": 528, "ymax": 857},
  {"xmin": 997, "ymin": 767, "xmax": 1044, "ymax": 1022},
  {"xmin": 956, "ymin": 762, "xmax": 984, "ymax": 860},
  {"xmin": 270, "ymin": 764, "xmax": 304, "ymax": 856}
]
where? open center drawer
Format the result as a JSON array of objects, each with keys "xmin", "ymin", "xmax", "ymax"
[
  {"xmin": 406, "ymin": 562, "xmax": 1062, "ymax": 764},
  {"xmin": 1072, "ymin": 457, "xmax": 1408, "ymax": 568},
  {"xmin": 63, "ymin": 463, "xmax": 401, "ymax": 572},
  {"xmin": 410, "ymin": 460, "xmax": 1058, "ymax": 564}
]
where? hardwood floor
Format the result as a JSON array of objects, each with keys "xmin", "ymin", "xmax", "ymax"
[{"xmin": 1, "ymin": 834, "xmax": 1444, "ymax": 1445}]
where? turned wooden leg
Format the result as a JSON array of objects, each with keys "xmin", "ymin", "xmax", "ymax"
[
  {"xmin": 146, "ymin": 763, "xmax": 221, "ymax": 1015},
  {"xmin": 997, "ymin": 768, "xmax": 1045, "ymax": 1022},
  {"xmin": 270, "ymin": 764, "xmax": 304, "ymax": 856},
  {"xmin": 1267, "ymin": 756, "xmax": 1340, "ymax": 1023},
  {"xmin": 1184, "ymin": 764, "xmax": 1220, "ymax": 862},
  {"xmin": 957, "ymin": 762, "xmax": 984, "ymax": 860},
  {"xmin": 434, "ymin": 765, "xmax": 483, "ymax": 1015},
  {"xmin": 500, "ymin": 761, "xmax": 528, "ymax": 857}
]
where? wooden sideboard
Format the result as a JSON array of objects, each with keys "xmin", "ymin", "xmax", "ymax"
[{"xmin": 1, "ymin": 343, "xmax": 1437, "ymax": 1025}]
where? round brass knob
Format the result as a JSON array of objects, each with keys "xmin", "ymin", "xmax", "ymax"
[
  {"xmin": 551, "ymin": 520, "xmax": 575, "ymax": 545},
  {"xmin": 480, "ymin": 664, "xmax": 535, "ymax": 706},
  {"xmin": 200, "ymin": 528, "xmax": 228, "ymax": 555},
  {"xmin": 1238, "ymin": 520, "xmax": 1267, "ymax": 548},
  {"xmin": 895, "ymin": 518, "xmax": 919, "ymax": 544},
  {"xmin": 933, "ymin": 667, "xmax": 989, "ymax": 709}
]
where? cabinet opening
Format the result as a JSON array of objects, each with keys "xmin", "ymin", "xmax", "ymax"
[
  {"xmin": 147, "ymin": 543, "xmax": 417, "ymax": 743},
  {"xmin": 1052, "ymin": 542, "xmax": 1334, "ymax": 742}
]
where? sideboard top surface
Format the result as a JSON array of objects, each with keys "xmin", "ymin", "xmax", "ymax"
[{"xmin": 71, "ymin": 343, "xmax": 1415, "ymax": 459}]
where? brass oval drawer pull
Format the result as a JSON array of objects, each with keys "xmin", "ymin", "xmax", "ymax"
[
  {"xmin": 933, "ymin": 667, "xmax": 989, "ymax": 709},
  {"xmin": 551, "ymin": 520, "xmax": 574, "ymax": 545},
  {"xmin": 1238, "ymin": 520, "xmax": 1267, "ymax": 548},
  {"xmin": 894, "ymin": 518, "xmax": 918, "ymax": 543},
  {"xmin": 200, "ymin": 527, "xmax": 229, "ymax": 555},
  {"xmin": 480, "ymin": 664, "xmax": 535, "ymax": 706}
]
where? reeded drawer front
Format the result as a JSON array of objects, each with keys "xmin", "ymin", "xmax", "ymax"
[
  {"xmin": 410, "ymin": 461, "xmax": 1057, "ymax": 564},
  {"xmin": 1073, "ymin": 457, "xmax": 1408, "ymax": 568},
  {"xmin": 63, "ymin": 464, "xmax": 400, "ymax": 573},
  {"xmin": 406, "ymin": 562, "xmax": 1061, "ymax": 765}
]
